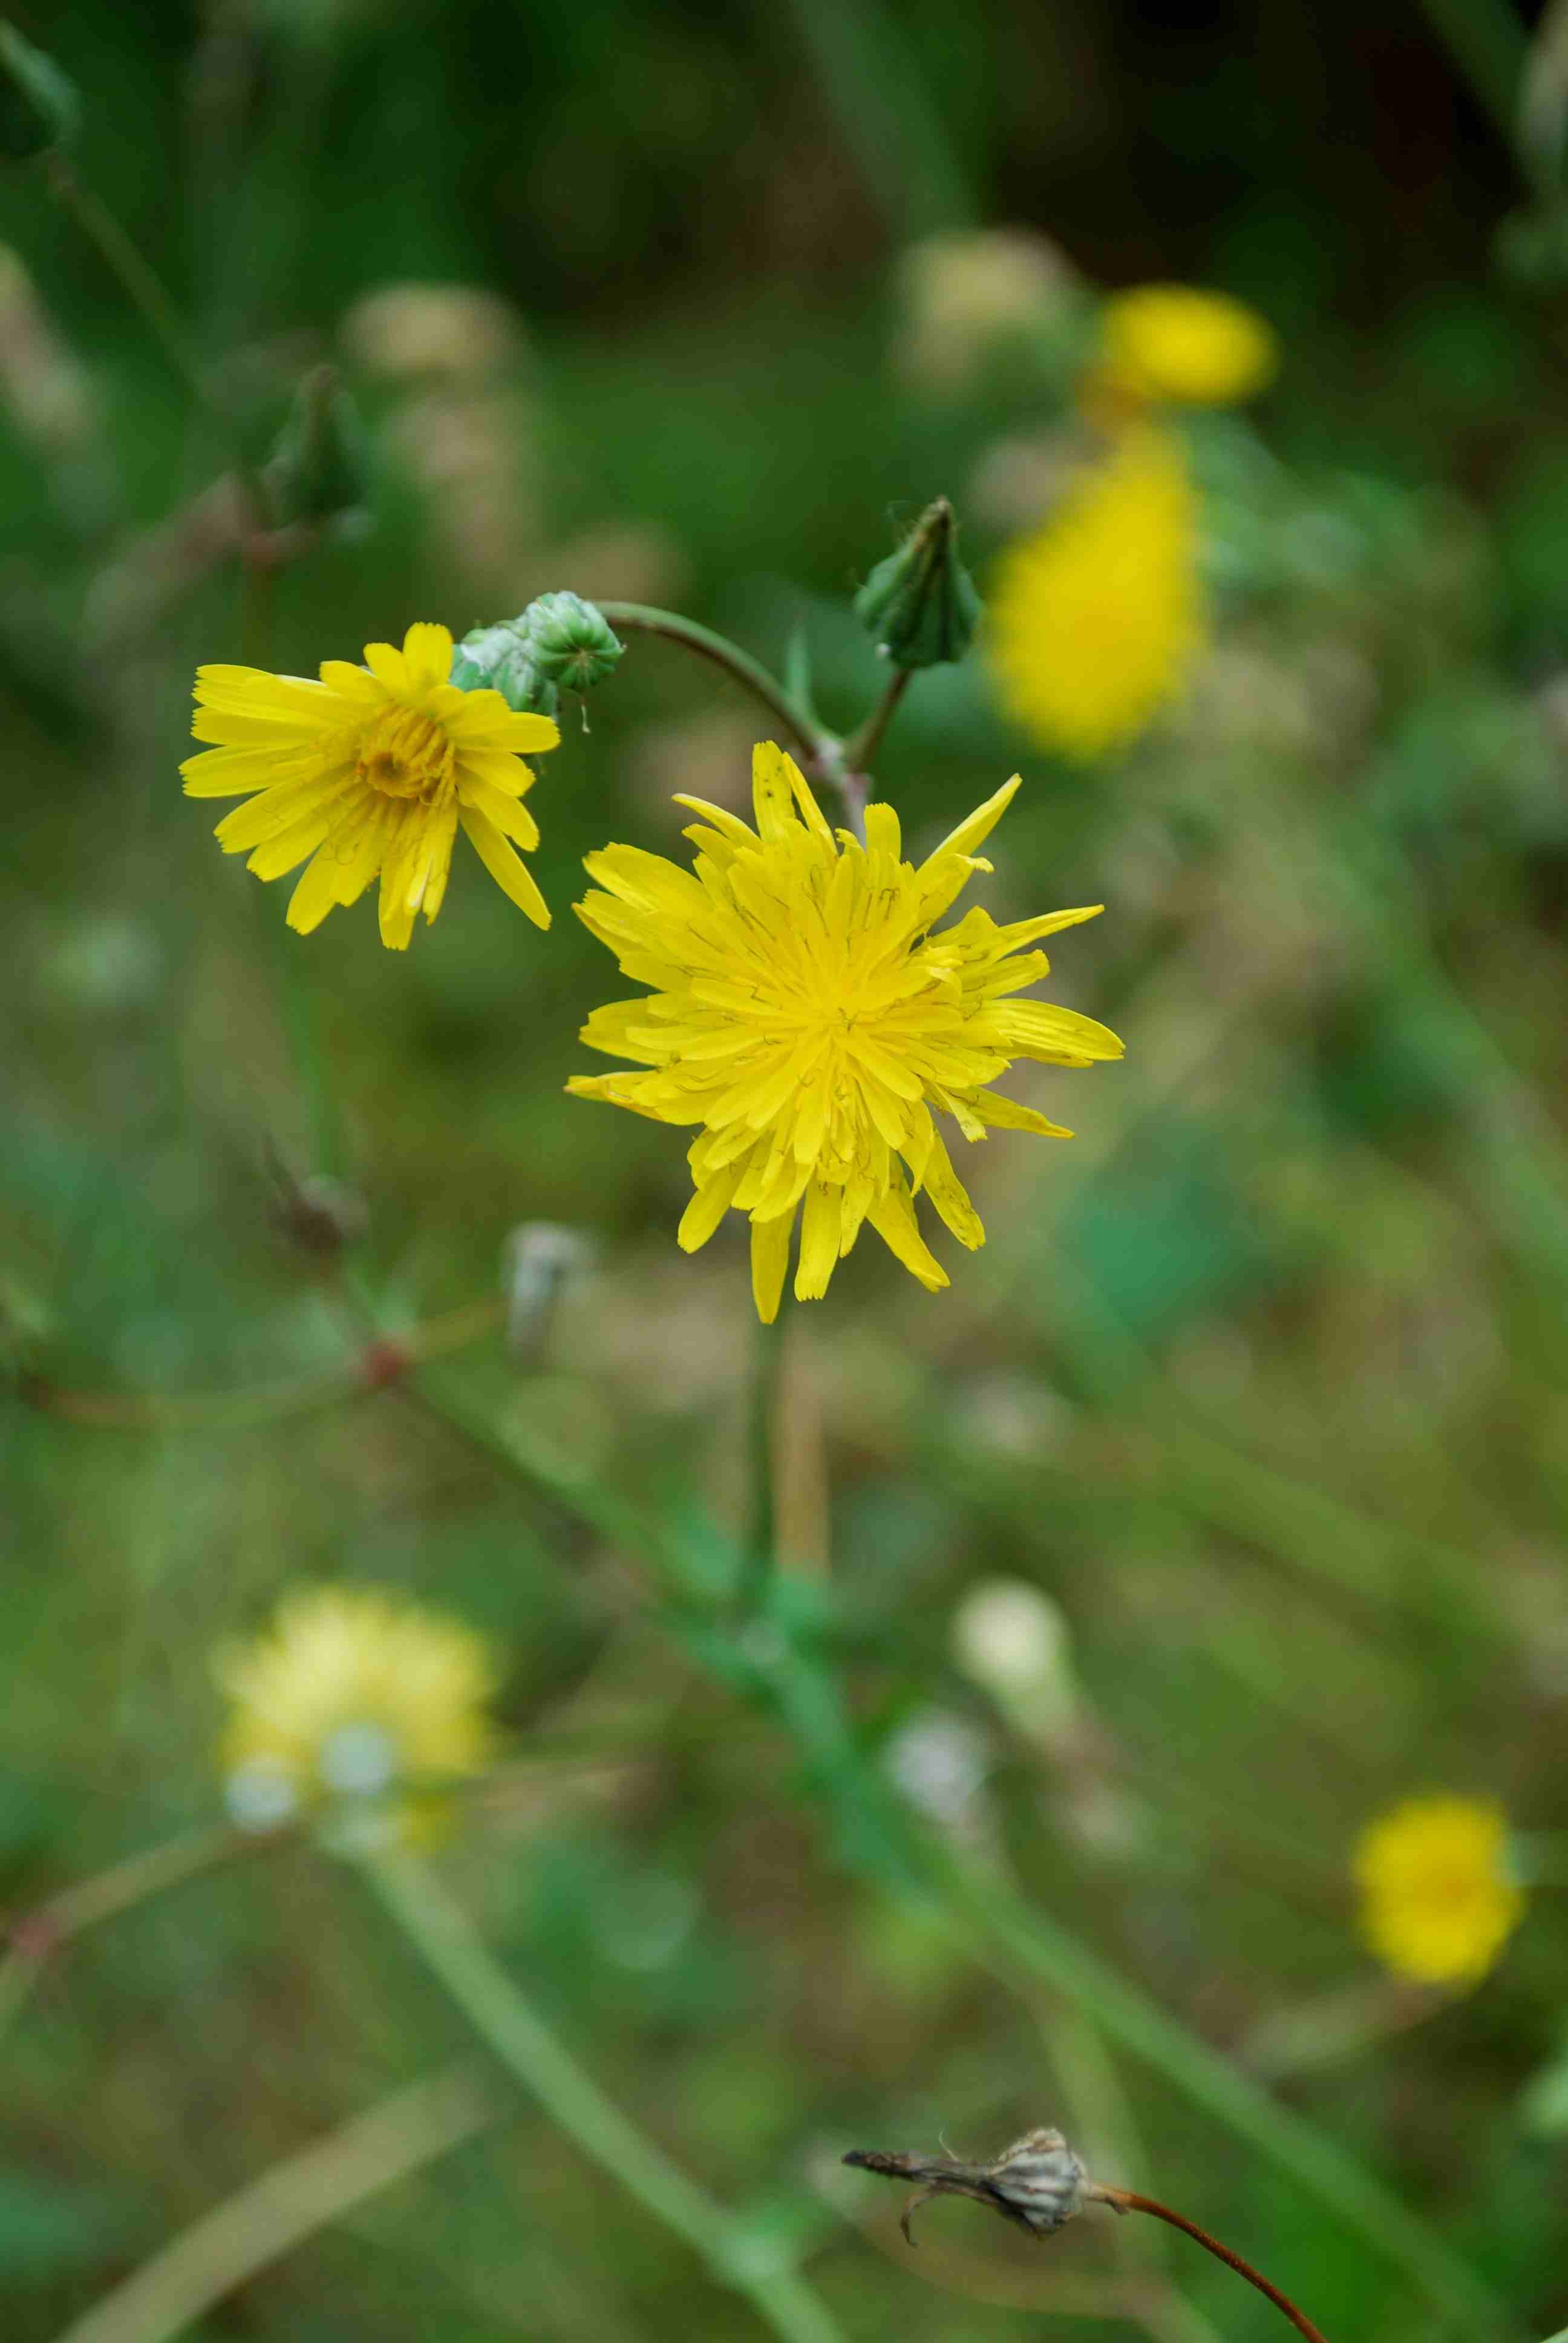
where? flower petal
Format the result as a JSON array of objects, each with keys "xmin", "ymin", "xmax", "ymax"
[{"xmin": 459, "ymin": 804, "xmax": 550, "ymax": 928}]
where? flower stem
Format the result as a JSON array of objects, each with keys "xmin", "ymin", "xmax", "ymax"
[
  {"xmin": 596, "ymin": 601, "xmax": 828, "ymax": 767},
  {"xmin": 52, "ymin": 2063, "xmax": 495, "ymax": 2343},
  {"xmin": 840, "ymin": 664, "xmax": 913, "ymax": 777},
  {"xmin": 359, "ymin": 1846, "xmax": 846, "ymax": 2343},
  {"xmin": 740, "ymin": 1308, "xmax": 787, "ymax": 1612},
  {"xmin": 44, "ymin": 151, "xmax": 274, "ymax": 601},
  {"xmin": 1089, "ymin": 2187, "xmax": 1330, "ymax": 2343},
  {"xmin": 0, "ymin": 1823, "xmax": 244, "ymax": 2047}
]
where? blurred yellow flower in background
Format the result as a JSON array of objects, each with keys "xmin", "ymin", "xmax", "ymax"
[
  {"xmin": 215, "ymin": 1585, "xmax": 498, "ymax": 1840},
  {"xmin": 1093, "ymin": 284, "xmax": 1278, "ymax": 409},
  {"xmin": 181, "ymin": 621, "xmax": 559, "ymax": 948},
  {"xmin": 567, "ymin": 743, "xmax": 1122, "ymax": 1323},
  {"xmin": 1354, "ymin": 1795, "xmax": 1524, "ymax": 1987},
  {"xmin": 985, "ymin": 425, "xmax": 1203, "ymax": 761}
]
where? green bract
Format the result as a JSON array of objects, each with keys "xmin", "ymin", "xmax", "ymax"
[
  {"xmin": 854, "ymin": 496, "xmax": 981, "ymax": 669},
  {"xmin": 452, "ymin": 593, "xmax": 624, "ymax": 716}
]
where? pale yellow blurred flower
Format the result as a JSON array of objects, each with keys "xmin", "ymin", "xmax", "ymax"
[
  {"xmin": 985, "ymin": 424, "xmax": 1204, "ymax": 760},
  {"xmin": 1354, "ymin": 1795, "xmax": 1523, "ymax": 1988},
  {"xmin": 215, "ymin": 1585, "xmax": 498, "ymax": 1841}
]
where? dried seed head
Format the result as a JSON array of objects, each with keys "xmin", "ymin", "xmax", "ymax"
[
  {"xmin": 987, "ymin": 2128, "xmax": 1087, "ymax": 2233},
  {"xmin": 844, "ymin": 2125, "xmax": 1087, "ymax": 2245}
]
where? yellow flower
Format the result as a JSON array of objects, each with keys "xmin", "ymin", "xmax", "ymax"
[
  {"xmin": 181, "ymin": 621, "xmax": 560, "ymax": 949},
  {"xmin": 985, "ymin": 425, "xmax": 1204, "ymax": 761},
  {"xmin": 1094, "ymin": 284, "xmax": 1277, "ymax": 408},
  {"xmin": 567, "ymin": 743, "xmax": 1122, "ymax": 1323},
  {"xmin": 1353, "ymin": 1795, "xmax": 1524, "ymax": 1988},
  {"xmin": 214, "ymin": 1585, "xmax": 498, "ymax": 1839}
]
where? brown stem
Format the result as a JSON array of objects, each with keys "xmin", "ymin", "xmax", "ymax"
[{"xmin": 1090, "ymin": 2188, "xmax": 1330, "ymax": 2343}]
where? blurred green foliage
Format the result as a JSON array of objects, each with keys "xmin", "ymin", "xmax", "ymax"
[{"xmin": 5, "ymin": 5, "xmax": 1568, "ymax": 2343}]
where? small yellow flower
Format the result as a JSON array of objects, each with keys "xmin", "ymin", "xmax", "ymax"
[
  {"xmin": 181, "ymin": 621, "xmax": 560, "ymax": 949},
  {"xmin": 1354, "ymin": 1795, "xmax": 1524, "ymax": 1988},
  {"xmin": 1094, "ymin": 284, "xmax": 1277, "ymax": 408},
  {"xmin": 567, "ymin": 743, "xmax": 1122, "ymax": 1323},
  {"xmin": 214, "ymin": 1585, "xmax": 498, "ymax": 1839},
  {"xmin": 985, "ymin": 425, "xmax": 1204, "ymax": 761}
]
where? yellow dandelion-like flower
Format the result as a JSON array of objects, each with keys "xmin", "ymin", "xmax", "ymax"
[
  {"xmin": 181, "ymin": 621, "xmax": 560, "ymax": 949},
  {"xmin": 1094, "ymin": 284, "xmax": 1278, "ymax": 408},
  {"xmin": 214, "ymin": 1585, "xmax": 498, "ymax": 1838},
  {"xmin": 1353, "ymin": 1795, "xmax": 1524, "ymax": 1988},
  {"xmin": 985, "ymin": 425, "xmax": 1204, "ymax": 762},
  {"xmin": 566, "ymin": 742, "xmax": 1122, "ymax": 1324}
]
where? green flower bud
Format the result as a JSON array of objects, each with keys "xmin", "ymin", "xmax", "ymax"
[
  {"xmin": 0, "ymin": 22, "xmax": 77, "ymax": 160},
  {"xmin": 451, "ymin": 621, "xmax": 558, "ymax": 717},
  {"xmin": 262, "ymin": 365, "xmax": 368, "ymax": 527},
  {"xmin": 854, "ymin": 496, "xmax": 981, "ymax": 668},
  {"xmin": 520, "ymin": 591, "xmax": 624, "ymax": 692}
]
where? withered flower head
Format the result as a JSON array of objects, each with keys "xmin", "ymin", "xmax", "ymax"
[{"xmin": 844, "ymin": 2127, "xmax": 1086, "ymax": 2245}]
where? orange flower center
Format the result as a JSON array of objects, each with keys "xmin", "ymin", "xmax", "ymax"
[{"xmin": 357, "ymin": 707, "xmax": 455, "ymax": 805}]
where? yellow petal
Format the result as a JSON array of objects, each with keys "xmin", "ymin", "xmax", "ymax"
[
  {"xmin": 459, "ymin": 804, "xmax": 550, "ymax": 928},
  {"xmin": 678, "ymin": 1165, "xmax": 743, "ymax": 1252},
  {"xmin": 923, "ymin": 775, "xmax": 1021, "ymax": 867},
  {"xmin": 750, "ymin": 1208, "xmax": 794, "ymax": 1324},
  {"xmin": 866, "ymin": 1177, "xmax": 949, "ymax": 1292},
  {"xmin": 794, "ymin": 1181, "xmax": 843, "ymax": 1300},
  {"xmin": 458, "ymin": 770, "xmax": 540, "ymax": 850},
  {"xmin": 400, "ymin": 622, "xmax": 455, "ymax": 696},
  {"xmin": 920, "ymin": 1126, "xmax": 985, "ymax": 1250},
  {"xmin": 286, "ymin": 844, "xmax": 350, "ymax": 936}
]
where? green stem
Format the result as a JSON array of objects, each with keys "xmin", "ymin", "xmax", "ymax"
[
  {"xmin": 52, "ymin": 2063, "xmax": 495, "ymax": 2343},
  {"xmin": 596, "ymin": 602, "xmax": 835, "ymax": 779},
  {"xmin": 360, "ymin": 1847, "xmax": 846, "ymax": 2343},
  {"xmin": 0, "ymin": 1823, "xmax": 244, "ymax": 2048},
  {"xmin": 44, "ymin": 152, "xmax": 273, "ymax": 593},
  {"xmin": 840, "ymin": 664, "xmax": 912, "ymax": 776},
  {"xmin": 740, "ymin": 1309, "xmax": 787, "ymax": 1612}
]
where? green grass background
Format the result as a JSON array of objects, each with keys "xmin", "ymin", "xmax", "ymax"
[{"xmin": 4, "ymin": 3, "xmax": 1568, "ymax": 2341}]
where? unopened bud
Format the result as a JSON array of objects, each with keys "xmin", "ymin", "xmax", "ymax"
[
  {"xmin": 854, "ymin": 497, "xmax": 981, "ymax": 668},
  {"xmin": 521, "ymin": 590, "xmax": 624, "ymax": 693},
  {"xmin": 262, "ymin": 365, "xmax": 369, "ymax": 528},
  {"xmin": 450, "ymin": 618, "xmax": 554, "ymax": 715},
  {"xmin": 0, "ymin": 24, "xmax": 77, "ymax": 160}
]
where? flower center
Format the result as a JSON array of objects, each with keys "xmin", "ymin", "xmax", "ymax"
[{"xmin": 356, "ymin": 707, "xmax": 456, "ymax": 805}]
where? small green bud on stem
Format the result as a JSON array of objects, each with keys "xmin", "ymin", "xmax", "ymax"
[
  {"xmin": 262, "ymin": 365, "xmax": 368, "ymax": 528},
  {"xmin": 452, "ymin": 592, "xmax": 624, "ymax": 716},
  {"xmin": 853, "ymin": 495, "xmax": 981, "ymax": 669}
]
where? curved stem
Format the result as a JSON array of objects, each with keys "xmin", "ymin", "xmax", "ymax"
[
  {"xmin": 1090, "ymin": 2187, "xmax": 1330, "ymax": 2343},
  {"xmin": 361, "ymin": 1847, "xmax": 846, "ymax": 2343},
  {"xmin": 595, "ymin": 602, "xmax": 829, "ymax": 771},
  {"xmin": 841, "ymin": 665, "xmax": 912, "ymax": 776},
  {"xmin": 739, "ymin": 1308, "xmax": 787, "ymax": 1613}
]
